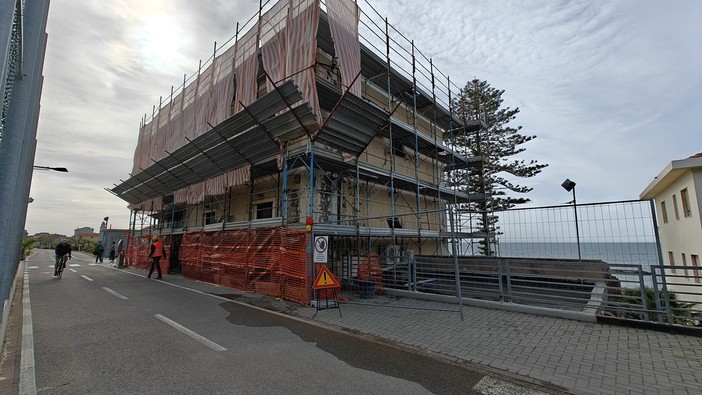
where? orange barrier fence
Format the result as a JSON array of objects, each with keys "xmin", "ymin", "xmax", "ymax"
[
  {"xmin": 358, "ymin": 254, "xmax": 383, "ymax": 294},
  {"xmin": 127, "ymin": 227, "xmax": 309, "ymax": 305},
  {"xmin": 125, "ymin": 234, "xmax": 171, "ymax": 275}
]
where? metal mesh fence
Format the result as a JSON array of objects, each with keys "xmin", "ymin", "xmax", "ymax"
[
  {"xmin": 315, "ymin": 200, "xmax": 701, "ymax": 326},
  {"xmin": 1, "ymin": 0, "xmax": 22, "ymax": 143},
  {"xmin": 460, "ymin": 199, "xmax": 661, "ymax": 268}
]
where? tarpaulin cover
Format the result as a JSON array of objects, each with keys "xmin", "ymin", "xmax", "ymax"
[
  {"xmin": 286, "ymin": 0, "xmax": 321, "ymax": 126},
  {"xmin": 327, "ymin": 0, "xmax": 362, "ymax": 97},
  {"xmin": 127, "ymin": 0, "xmax": 324, "ymax": 209}
]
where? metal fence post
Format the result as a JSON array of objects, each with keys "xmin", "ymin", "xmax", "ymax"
[
  {"xmin": 658, "ymin": 264, "xmax": 674, "ymax": 324},
  {"xmin": 448, "ymin": 207, "xmax": 464, "ymax": 320},
  {"xmin": 505, "ymin": 258, "xmax": 512, "ymax": 303},
  {"xmin": 497, "ymin": 257, "xmax": 504, "ymax": 303},
  {"xmin": 651, "ymin": 268, "xmax": 663, "ymax": 323},
  {"xmin": 637, "ymin": 265, "xmax": 649, "ymax": 321}
]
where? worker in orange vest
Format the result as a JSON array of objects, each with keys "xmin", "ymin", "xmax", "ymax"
[{"xmin": 147, "ymin": 235, "xmax": 166, "ymax": 279}]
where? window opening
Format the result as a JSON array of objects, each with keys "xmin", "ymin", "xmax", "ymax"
[
  {"xmin": 255, "ymin": 201, "xmax": 274, "ymax": 219},
  {"xmin": 672, "ymin": 194, "xmax": 680, "ymax": 220},
  {"xmin": 680, "ymin": 188, "xmax": 692, "ymax": 217}
]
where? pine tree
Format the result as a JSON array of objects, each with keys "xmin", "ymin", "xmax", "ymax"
[{"xmin": 448, "ymin": 79, "xmax": 548, "ymax": 255}]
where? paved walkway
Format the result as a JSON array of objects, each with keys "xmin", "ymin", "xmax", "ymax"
[{"xmin": 289, "ymin": 296, "xmax": 702, "ymax": 395}]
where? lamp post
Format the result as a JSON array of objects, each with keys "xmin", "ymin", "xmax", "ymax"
[
  {"xmin": 102, "ymin": 216, "xmax": 109, "ymax": 245},
  {"xmin": 561, "ymin": 179, "xmax": 583, "ymax": 282},
  {"xmin": 32, "ymin": 165, "xmax": 68, "ymax": 172}
]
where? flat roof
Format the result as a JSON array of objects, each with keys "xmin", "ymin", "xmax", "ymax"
[{"xmin": 639, "ymin": 155, "xmax": 702, "ymax": 199}]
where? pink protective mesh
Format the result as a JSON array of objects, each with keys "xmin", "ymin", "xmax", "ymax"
[
  {"xmin": 128, "ymin": 0, "xmax": 324, "ymax": 206},
  {"xmin": 234, "ymin": 21, "xmax": 260, "ymax": 113},
  {"xmin": 210, "ymin": 45, "xmax": 237, "ymax": 125},
  {"xmin": 202, "ymin": 165, "xmax": 251, "ymax": 196},
  {"xmin": 286, "ymin": 0, "xmax": 321, "ymax": 124},
  {"xmin": 194, "ymin": 63, "xmax": 214, "ymax": 138},
  {"xmin": 327, "ymin": 0, "xmax": 362, "ymax": 97},
  {"xmin": 260, "ymin": 0, "xmax": 290, "ymax": 91}
]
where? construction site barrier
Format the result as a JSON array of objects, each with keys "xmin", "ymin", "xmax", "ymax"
[
  {"xmin": 125, "ymin": 234, "xmax": 171, "ymax": 275},
  {"xmin": 128, "ymin": 227, "xmax": 309, "ymax": 305}
]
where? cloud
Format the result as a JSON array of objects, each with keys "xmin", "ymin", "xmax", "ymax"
[{"xmin": 26, "ymin": 0, "xmax": 702, "ymax": 235}]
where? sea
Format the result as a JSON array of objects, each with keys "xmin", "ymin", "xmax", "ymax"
[{"xmin": 493, "ymin": 242, "xmax": 660, "ymax": 267}]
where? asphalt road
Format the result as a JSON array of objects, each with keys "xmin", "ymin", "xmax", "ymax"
[{"xmin": 18, "ymin": 250, "xmax": 507, "ymax": 395}]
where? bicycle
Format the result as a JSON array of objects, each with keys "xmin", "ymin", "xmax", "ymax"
[{"xmin": 55, "ymin": 254, "xmax": 69, "ymax": 279}]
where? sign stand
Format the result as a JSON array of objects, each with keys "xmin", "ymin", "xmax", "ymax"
[{"xmin": 312, "ymin": 265, "xmax": 342, "ymax": 318}]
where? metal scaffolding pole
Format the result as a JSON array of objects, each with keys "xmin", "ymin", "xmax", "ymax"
[
  {"xmin": 385, "ymin": 18, "xmax": 397, "ymax": 252},
  {"xmin": 411, "ymin": 40, "xmax": 422, "ymax": 254}
]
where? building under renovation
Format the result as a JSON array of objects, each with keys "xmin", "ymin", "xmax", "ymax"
[{"xmin": 111, "ymin": 0, "xmax": 487, "ymax": 304}]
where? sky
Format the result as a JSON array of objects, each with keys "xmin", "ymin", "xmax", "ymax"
[{"xmin": 26, "ymin": 0, "xmax": 702, "ymax": 236}]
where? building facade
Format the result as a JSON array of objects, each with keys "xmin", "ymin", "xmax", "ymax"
[
  {"xmin": 112, "ymin": 0, "xmax": 486, "ymax": 303},
  {"xmin": 640, "ymin": 153, "xmax": 702, "ymax": 290}
]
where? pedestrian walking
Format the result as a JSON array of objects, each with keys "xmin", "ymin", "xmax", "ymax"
[
  {"xmin": 93, "ymin": 241, "xmax": 104, "ymax": 263},
  {"xmin": 147, "ymin": 235, "xmax": 166, "ymax": 279}
]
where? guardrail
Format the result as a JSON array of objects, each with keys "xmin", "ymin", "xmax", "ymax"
[{"xmin": 379, "ymin": 255, "xmax": 702, "ymax": 327}]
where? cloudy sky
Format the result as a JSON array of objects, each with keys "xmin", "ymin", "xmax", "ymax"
[{"xmin": 26, "ymin": 0, "xmax": 702, "ymax": 236}]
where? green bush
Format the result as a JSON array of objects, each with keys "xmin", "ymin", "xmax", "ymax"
[
  {"xmin": 606, "ymin": 287, "xmax": 701, "ymax": 326},
  {"xmin": 21, "ymin": 238, "xmax": 36, "ymax": 260}
]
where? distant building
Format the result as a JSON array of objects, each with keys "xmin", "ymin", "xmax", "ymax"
[
  {"xmin": 640, "ymin": 153, "xmax": 702, "ymax": 293},
  {"xmin": 74, "ymin": 226, "xmax": 99, "ymax": 242}
]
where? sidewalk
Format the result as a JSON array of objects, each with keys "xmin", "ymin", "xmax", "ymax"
[{"xmin": 289, "ymin": 294, "xmax": 702, "ymax": 395}]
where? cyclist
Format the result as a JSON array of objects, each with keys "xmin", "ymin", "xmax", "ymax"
[{"xmin": 55, "ymin": 238, "xmax": 72, "ymax": 276}]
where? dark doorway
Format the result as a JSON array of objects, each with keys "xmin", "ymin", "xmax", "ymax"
[{"xmin": 169, "ymin": 234, "xmax": 183, "ymax": 273}]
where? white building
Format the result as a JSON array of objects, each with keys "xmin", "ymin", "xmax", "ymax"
[{"xmin": 640, "ymin": 153, "xmax": 702, "ymax": 299}]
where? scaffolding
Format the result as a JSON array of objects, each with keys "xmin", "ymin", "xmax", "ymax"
[{"xmin": 110, "ymin": 0, "xmax": 488, "ymax": 303}]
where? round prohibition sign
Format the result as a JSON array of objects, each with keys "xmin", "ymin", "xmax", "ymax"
[{"xmin": 315, "ymin": 237, "xmax": 327, "ymax": 254}]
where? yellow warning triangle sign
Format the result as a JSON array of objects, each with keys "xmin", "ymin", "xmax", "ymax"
[{"xmin": 313, "ymin": 266, "xmax": 341, "ymax": 289}]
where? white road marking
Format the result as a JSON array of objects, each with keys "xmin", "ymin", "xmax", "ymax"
[
  {"xmin": 109, "ymin": 267, "xmax": 326, "ymax": 332},
  {"xmin": 80, "ymin": 275, "xmax": 94, "ymax": 282},
  {"xmin": 69, "ymin": 268, "xmax": 77, "ymax": 273},
  {"xmin": 102, "ymin": 287, "xmax": 128, "ymax": 300},
  {"xmin": 28, "ymin": 266, "xmax": 38, "ymax": 269},
  {"xmin": 154, "ymin": 314, "xmax": 227, "ymax": 352},
  {"xmin": 20, "ymin": 267, "xmax": 37, "ymax": 394},
  {"xmin": 69, "ymin": 264, "xmax": 81, "ymax": 267}
]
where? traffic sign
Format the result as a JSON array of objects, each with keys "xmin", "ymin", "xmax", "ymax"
[
  {"xmin": 312, "ymin": 265, "xmax": 341, "ymax": 289},
  {"xmin": 313, "ymin": 236, "xmax": 328, "ymax": 263}
]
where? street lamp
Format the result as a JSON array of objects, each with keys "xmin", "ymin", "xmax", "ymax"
[
  {"xmin": 33, "ymin": 165, "xmax": 68, "ymax": 172},
  {"xmin": 561, "ymin": 179, "xmax": 583, "ymax": 281},
  {"xmin": 100, "ymin": 216, "xmax": 110, "ymax": 261}
]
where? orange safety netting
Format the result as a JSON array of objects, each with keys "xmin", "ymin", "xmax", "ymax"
[
  {"xmin": 176, "ymin": 227, "xmax": 309, "ymax": 304},
  {"xmin": 125, "ymin": 234, "xmax": 172, "ymax": 275},
  {"xmin": 358, "ymin": 254, "xmax": 383, "ymax": 294}
]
